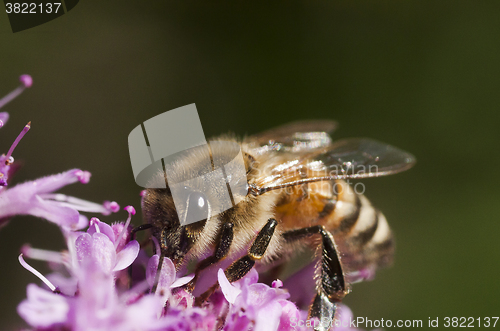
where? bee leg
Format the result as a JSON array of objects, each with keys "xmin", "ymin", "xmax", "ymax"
[
  {"xmin": 283, "ymin": 226, "xmax": 346, "ymax": 331},
  {"xmin": 225, "ymin": 218, "xmax": 277, "ymax": 282},
  {"xmin": 186, "ymin": 222, "xmax": 234, "ymax": 292},
  {"xmin": 196, "ymin": 218, "xmax": 278, "ymax": 303}
]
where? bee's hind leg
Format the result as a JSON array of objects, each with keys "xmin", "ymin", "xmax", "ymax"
[
  {"xmin": 196, "ymin": 218, "xmax": 278, "ymax": 304},
  {"xmin": 283, "ymin": 226, "xmax": 346, "ymax": 331}
]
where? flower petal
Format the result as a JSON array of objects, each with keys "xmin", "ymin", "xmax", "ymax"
[
  {"xmin": 46, "ymin": 273, "xmax": 78, "ymax": 296},
  {"xmin": 74, "ymin": 215, "xmax": 89, "ymax": 230},
  {"xmin": 125, "ymin": 295, "xmax": 165, "ymax": 328},
  {"xmin": 346, "ymin": 267, "xmax": 376, "ymax": 284},
  {"xmin": 156, "ymin": 257, "xmax": 176, "ymax": 292},
  {"xmin": 232, "ymin": 267, "xmax": 259, "ymax": 290},
  {"xmin": 146, "ymin": 254, "xmax": 159, "ymax": 288},
  {"xmin": 0, "ymin": 184, "xmax": 80, "ymax": 227},
  {"xmin": 113, "ymin": 240, "xmax": 140, "ymax": 271},
  {"xmin": 75, "ymin": 233, "xmax": 92, "ymax": 264},
  {"xmin": 0, "ymin": 112, "xmax": 9, "ymax": 125},
  {"xmin": 169, "ymin": 289, "xmax": 195, "ymax": 309},
  {"xmin": 254, "ymin": 301, "xmax": 282, "ymax": 331},
  {"xmin": 17, "ymin": 284, "xmax": 69, "ymax": 328},
  {"xmin": 277, "ymin": 299, "xmax": 300, "ymax": 331},
  {"xmin": 90, "ymin": 232, "xmax": 116, "ymax": 273},
  {"xmin": 242, "ymin": 283, "xmax": 287, "ymax": 308},
  {"xmin": 272, "ymin": 279, "xmax": 283, "ymax": 288},
  {"xmin": 31, "ymin": 199, "xmax": 80, "ymax": 228},
  {"xmin": 170, "ymin": 274, "xmax": 195, "ymax": 289},
  {"xmin": 29, "ymin": 169, "xmax": 83, "ymax": 195},
  {"xmin": 218, "ymin": 268, "xmax": 241, "ymax": 304},
  {"xmin": 76, "ymin": 232, "xmax": 117, "ymax": 274},
  {"xmin": 87, "ymin": 218, "xmax": 115, "ymax": 243},
  {"xmin": 154, "ymin": 257, "xmax": 177, "ymax": 309},
  {"xmin": 224, "ymin": 314, "xmax": 252, "ymax": 331}
]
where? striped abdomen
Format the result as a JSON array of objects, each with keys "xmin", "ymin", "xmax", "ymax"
[
  {"xmin": 274, "ymin": 179, "xmax": 394, "ymax": 274},
  {"xmin": 328, "ymin": 180, "xmax": 394, "ymax": 273}
]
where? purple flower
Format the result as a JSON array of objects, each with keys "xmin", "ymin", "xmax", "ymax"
[
  {"xmin": 17, "ymin": 208, "xmax": 166, "ymax": 331},
  {"xmin": 0, "ymin": 76, "xmax": 118, "ymax": 229},
  {"xmin": 18, "ymin": 261, "xmax": 168, "ymax": 331},
  {"xmin": 18, "ymin": 210, "xmax": 365, "ymax": 331},
  {"xmin": 75, "ymin": 208, "xmax": 140, "ymax": 274},
  {"xmin": 146, "ymin": 237, "xmax": 195, "ymax": 308},
  {"xmin": 0, "ymin": 169, "xmax": 115, "ymax": 229},
  {"xmin": 0, "ymin": 75, "xmax": 32, "ymax": 185},
  {"xmin": 15, "ymin": 202, "xmax": 367, "ymax": 331},
  {"xmin": 218, "ymin": 267, "xmax": 300, "ymax": 331},
  {"xmin": 17, "ymin": 283, "xmax": 70, "ymax": 329}
]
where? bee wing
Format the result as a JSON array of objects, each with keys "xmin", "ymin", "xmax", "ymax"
[
  {"xmin": 245, "ymin": 120, "xmax": 338, "ymax": 155},
  {"xmin": 252, "ymin": 138, "xmax": 415, "ymax": 195}
]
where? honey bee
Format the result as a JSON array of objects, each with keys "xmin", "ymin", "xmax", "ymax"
[{"xmin": 141, "ymin": 120, "xmax": 415, "ymax": 329}]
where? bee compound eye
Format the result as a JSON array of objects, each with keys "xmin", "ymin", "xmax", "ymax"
[{"xmin": 185, "ymin": 192, "xmax": 209, "ymax": 224}]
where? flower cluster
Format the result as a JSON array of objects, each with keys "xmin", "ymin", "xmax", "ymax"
[{"xmin": 2, "ymin": 76, "xmax": 364, "ymax": 331}]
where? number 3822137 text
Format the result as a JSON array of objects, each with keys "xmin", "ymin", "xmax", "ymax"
[{"xmin": 5, "ymin": 3, "xmax": 62, "ymax": 14}]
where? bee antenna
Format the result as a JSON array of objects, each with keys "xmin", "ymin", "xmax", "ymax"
[
  {"xmin": 247, "ymin": 183, "xmax": 263, "ymax": 196},
  {"xmin": 131, "ymin": 223, "xmax": 153, "ymax": 237}
]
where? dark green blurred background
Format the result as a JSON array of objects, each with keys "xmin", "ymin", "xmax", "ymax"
[{"xmin": 1, "ymin": 1, "xmax": 500, "ymax": 329}]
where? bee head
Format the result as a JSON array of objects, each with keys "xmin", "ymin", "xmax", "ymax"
[
  {"xmin": 142, "ymin": 184, "xmax": 211, "ymax": 266},
  {"xmin": 140, "ymin": 141, "xmax": 249, "ymax": 265}
]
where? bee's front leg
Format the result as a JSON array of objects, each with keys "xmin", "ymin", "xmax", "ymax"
[
  {"xmin": 196, "ymin": 218, "xmax": 278, "ymax": 304},
  {"xmin": 283, "ymin": 226, "xmax": 346, "ymax": 331},
  {"xmin": 224, "ymin": 218, "xmax": 277, "ymax": 282},
  {"xmin": 187, "ymin": 222, "xmax": 234, "ymax": 292}
]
